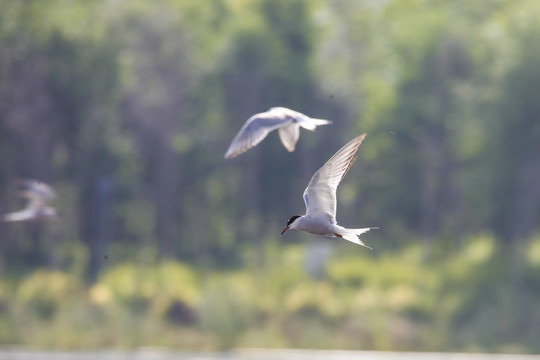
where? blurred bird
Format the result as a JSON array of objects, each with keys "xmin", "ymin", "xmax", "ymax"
[
  {"xmin": 224, "ymin": 107, "xmax": 332, "ymax": 159},
  {"xmin": 3, "ymin": 180, "xmax": 57, "ymax": 222},
  {"xmin": 280, "ymin": 134, "xmax": 377, "ymax": 248}
]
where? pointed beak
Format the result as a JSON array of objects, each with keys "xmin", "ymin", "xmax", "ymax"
[{"xmin": 280, "ymin": 225, "xmax": 290, "ymax": 236}]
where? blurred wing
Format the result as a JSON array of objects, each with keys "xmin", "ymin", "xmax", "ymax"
[
  {"xmin": 3, "ymin": 209, "xmax": 35, "ymax": 222},
  {"xmin": 19, "ymin": 190, "xmax": 47, "ymax": 212},
  {"xmin": 224, "ymin": 112, "xmax": 292, "ymax": 159},
  {"xmin": 21, "ymin": 179, "xmax": 55, "ymax": 200},
  {"xmin": 33, "ymin": 182, "xmax": 55, "ymax": 199},
  {"xmin": 303, "ymin": 134, "xmax": 366, "ymax": 222},
  {"xmin": 278, "ymin": 123, "xmax": 300, "ymax": 152}
]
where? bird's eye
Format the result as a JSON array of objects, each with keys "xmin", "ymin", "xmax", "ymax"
[{"xmin": 287, "ymin": 215, "xmax": 301, "ymax": 226}]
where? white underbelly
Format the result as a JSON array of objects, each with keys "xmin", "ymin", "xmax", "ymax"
[{"xmin": 297, "ymin": 216, "xmax": 336, "ymax": 236}]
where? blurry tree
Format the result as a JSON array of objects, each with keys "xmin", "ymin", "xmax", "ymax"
[
  {"xmin": 0, "ymin": 1, "xmax": 119, "ymax": 278},
  {"xmin": 318, "ymin": 1, "xmax": 474, "ymax": 243},
  {"xmin": 390, "ymin": 33, "xmax": 471, "ymax": 242},
  {"xmin": 113, "ymin": 6, "xmax": 191, "ymax": 259},
  {"xmin": 485, "ymin": 30, "xmax": 540, "ymax": 245},
  {"xmin": 0, "ymin": 0, "xmax": 539, "ymax": 278}
]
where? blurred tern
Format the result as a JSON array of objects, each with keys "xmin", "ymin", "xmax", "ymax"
[
  {"xmin": 280, "ymin": 134, "xmax": 377, "ymax": 248},
  {"xmin": 3, "ymin": 180, "xmax": 57, "ymax": 222},
  {"xmin": 224, "ymin": 107, "xmax": 332, "ymax": 159}
]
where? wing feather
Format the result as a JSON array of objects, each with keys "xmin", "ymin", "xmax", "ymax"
[
  {"xmin": 224, "ymin": 112, "xmax": 293, "ymax": 159},
  {"xmin": 19, "ymin": 190, "xmax": 47, "ymax": 212},
  {"xmin": 26, "ymin": 180, "xmax": 55, "ymax": 199},
  {"xmin": 303, "ymin": 134, "xmax": 366, "ymax": 222},
  {"xmin": 3, "ymin": 209, "xmax": 35, "ymax": 222}
]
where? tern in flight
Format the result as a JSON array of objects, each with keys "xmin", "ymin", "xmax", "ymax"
[
  {"xmin": 280, "ymin": 134, "xmax": 377, "ymax": 248},
  {"xmin": 3, "ymin": 180, "xmax": 57, "ymax": 222},
  {"xmin": 224, "ymin": 107, "xmax": 332, "ymax": 159}
]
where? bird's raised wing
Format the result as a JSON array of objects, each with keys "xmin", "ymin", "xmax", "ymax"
[
  {"xmin": 303, "ymin": 134, "xmax": 366, "ymax": 222},
  {"xmin": 26, "ymin": 180, "xmax": 55, "ymax": 200},
  {"xmin": 21, "ymin": 180, "xmax": 55, "ymax": 202},
  {"xmin": 17, "ymin": 189, "xmax": 47, "ymax": 213},
  {"xmin": 224, "ymin": 111, "xmax": 293, "ymax": 159}
]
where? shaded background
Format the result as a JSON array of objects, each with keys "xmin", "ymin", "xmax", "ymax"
[{"xmin": 0, "ymin": 0, "xmax": 539, "ymax": 352}]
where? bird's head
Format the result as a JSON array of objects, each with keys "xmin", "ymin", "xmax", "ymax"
[{"xmin": 280, "ymin": 215, "xmax": 302, "ymax": 235}]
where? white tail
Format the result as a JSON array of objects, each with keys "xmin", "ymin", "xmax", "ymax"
[
  {"xmin": 337, "ymin": 227, "xmax": 378, "ymax": 248},
  {"xmin": 299, "ymin": 118, "xmax": 332, "ymax": 131}
]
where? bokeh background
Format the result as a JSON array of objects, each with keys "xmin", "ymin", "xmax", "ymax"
[{"xmin": 0, "ymin": 0, "xmax": 539, "ymax": 353}]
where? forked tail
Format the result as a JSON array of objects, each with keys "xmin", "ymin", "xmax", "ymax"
[{"xmin": 336, "ymin": 227, "xmax": 378, "ymax": 248}]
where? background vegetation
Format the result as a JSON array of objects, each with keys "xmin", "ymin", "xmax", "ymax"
[{"xmin": 0, "ymin": 0, "xmax": 539, "ymax": 353}]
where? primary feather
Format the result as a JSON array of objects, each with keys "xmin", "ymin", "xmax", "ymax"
[{"xmin": 303, "ymin": 134, "xmax": 366, "ymax": 222}]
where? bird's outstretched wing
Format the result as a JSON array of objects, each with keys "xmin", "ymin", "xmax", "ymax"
[
  {"xmin": 3, "ymin": 209, "xmax": 35, "ymax": 222},
  {"xmin": 224, "ymin": 111, "xmax": 293, "ymax": 159},
  {"xmin": 303, "ymin": 134, "xmax": 366, "ymax": 222}
]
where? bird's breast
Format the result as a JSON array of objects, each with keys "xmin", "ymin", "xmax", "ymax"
[{"xmin": 296, "ymin": 216, "xmax": 335, "ymax": 236}]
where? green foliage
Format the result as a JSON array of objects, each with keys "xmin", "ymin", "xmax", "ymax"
[
  {"xmin": 198, "ymin": 273, "xmax": 256, "ymax": 349},
  {"xmin": 2, "ymin": 239, "xmax": 540, "ymax": 352},
  {"xmin": 1, "ymin": 0, "xmax": 540, "ymax": 352},
  {"xmin": 98, "ymin": 261, "xmax": 199, "ymax": 319},
  {"xmin": 1, "ymin": 0, "xmax": 538, "ymax": 261},
  {"xmin": 17, "ymin": 270, "xmax": 79, "ymax": 320}
]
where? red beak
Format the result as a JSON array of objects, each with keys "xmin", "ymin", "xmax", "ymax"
[{"xmin": 280, "ymin": 226, "xmax": 290, "ymax": 236}]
